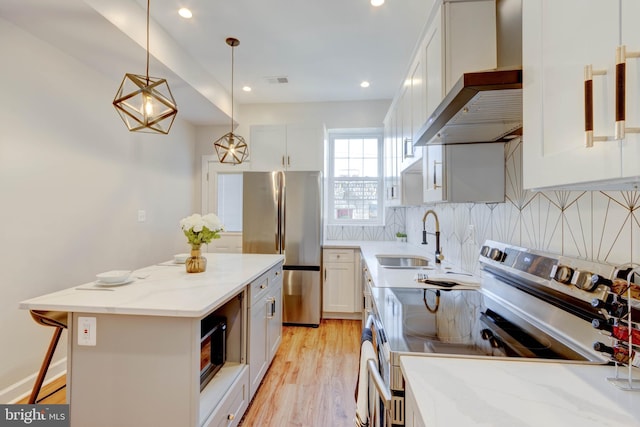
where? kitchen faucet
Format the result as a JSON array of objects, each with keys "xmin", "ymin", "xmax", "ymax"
[{"xmin": 422, "ymin": 210, "xmax": 444, "ymax": 264}]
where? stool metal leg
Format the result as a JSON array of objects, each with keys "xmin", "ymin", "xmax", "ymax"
[{"xmin": 28, "ymin": 327, "xmax": 63, "ymax": 404}]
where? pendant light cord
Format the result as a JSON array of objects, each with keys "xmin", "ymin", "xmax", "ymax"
[
  {"xmin": 230, "ymin": 43, "xmax": 234, "ymax": 130},
  {"xmin": 146, "ymin": 0, "xmax": 150, "ymax": 85}
]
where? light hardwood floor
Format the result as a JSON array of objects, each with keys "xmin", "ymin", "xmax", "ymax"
[
  {"xmin": 17, "ymin": 319, "xmax": 361, "ymax": 427},
  {"xmin": 240, "ymin": 319, "xmax": 361, "ymax": 427}
]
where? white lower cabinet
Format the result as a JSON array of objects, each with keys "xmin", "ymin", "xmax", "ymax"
[
  {"xmin": 267, "ymin": 277, "xmax": 283, "ymax": 361},
  {"xmin": 248, "ymin": 263, "xmax": 283, "ymax": 398},
  {"xmin": 323, "ymin": 249, "xmax": 361, "ymax": 317},
  {"xmin": 203, "ymin": 368, "xmax": 249, "ymax": 427}
]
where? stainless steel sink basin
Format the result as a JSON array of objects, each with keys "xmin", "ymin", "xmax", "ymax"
[{"xmin": 376, "ymin": 255, "xmax": 430, "ymax": 269}]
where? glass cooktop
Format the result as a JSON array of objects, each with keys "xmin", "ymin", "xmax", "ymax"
[{"xmin": 370, "ymin": 286, "xmax": 591, "ymax": 360}]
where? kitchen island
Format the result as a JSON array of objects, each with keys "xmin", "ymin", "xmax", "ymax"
[
  {"xmin": 401, "ymin": 355, "xmax": 640, "ymax": 427},
  {"xmin": 20, "ymin": 253, "xmax": 284, "ymax": 427}
]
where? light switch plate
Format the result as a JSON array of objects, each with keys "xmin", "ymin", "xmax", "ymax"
[{"xmin": 78, "ymin": 316, "xmax": 96, "ymax": 346}]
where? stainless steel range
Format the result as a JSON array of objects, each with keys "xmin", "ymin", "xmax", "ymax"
[{"xmin": 367, "ymin": 240, "xmax": 639, "ymax": 427}]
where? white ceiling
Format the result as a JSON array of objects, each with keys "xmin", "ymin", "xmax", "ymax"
[{"xmin": 1, "ymin": 0, "xmax": 429, "ymax": 125}]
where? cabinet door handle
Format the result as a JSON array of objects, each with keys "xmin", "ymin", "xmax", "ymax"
[
  {"xmin": 228, "ymin": 413, "xmax": 235, "ymax": 421},
  {"xmin": 615, "ymin": 45, "xmax": 640, "ymax": 140},
  {"xmin": 324, "ymin": 268, "xmax": 326, "ymax": 281},
  {"xmin": 583, "ymin": 64, "xmax": 608, "ymax": 147},
  {"xmin": 287, "ymin": 155, "xmax": 291, "ymax": 166},
  {"xmin": 267, "ymin": 297, "xmax": 276, "ymax": 318},
  {"xmin": 433, "ymin": 160, "xmax": 442, "ymax": 189},
  {"xmin": 282, "ymin": 155, "xmax": 285, "ymax": 166}
]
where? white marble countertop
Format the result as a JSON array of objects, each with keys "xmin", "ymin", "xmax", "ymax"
[
  {"xmin": 20, "ymin": 253, "xmax": 284, "ymax": 317},
  {"xmin": 401, "ymin": 356, "xmax": 640, "ymax": 426},
  {"xmin": 324, "ymin": 240, "xmax": 472, "ymax": 288}
]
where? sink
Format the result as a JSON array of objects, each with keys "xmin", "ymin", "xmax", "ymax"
[{"xmin": 376, "ymin": 255, "xmax": 430, "ymax": 269}]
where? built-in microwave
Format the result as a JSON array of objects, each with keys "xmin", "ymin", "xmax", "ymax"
[{"xmin": 200, "ymin": 314, "xmax": 226, "ymax": 390}]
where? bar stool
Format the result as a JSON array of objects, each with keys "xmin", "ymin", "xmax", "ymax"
[{"xmin": 28, "ymin": 310, "xmax": 67, "ymax": 404}]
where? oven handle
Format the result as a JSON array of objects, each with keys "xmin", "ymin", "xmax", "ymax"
[
  {"xmin": 365, "ymin": 314, "xmax": 375, "ymax": 330},
  {"xmin": 367, "ymin": 359, "xmax": 392, "ymax": 423},
  {"xmin": 479, "ymin": 312, "xmax": 537, "ymax": 358}
]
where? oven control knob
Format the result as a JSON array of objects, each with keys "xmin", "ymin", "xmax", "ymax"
[
  {"xmin": 480, "ymin": 245, "xmax": 491, "ymax": 257},
  {"xmin": 480, "ymin": 329, "xmax": 493, "ymax": 340},
  {"xmin": 489, "ymin": 248, "xmax": 504, "ymax": 262},
  {"xmin": 488, "ymin": 336, "xmax": 502, "ymax": 349},
  {"xmin": 590, "ymin": 274, "xmax": 613, "ymax": 288},
  {"xmin": 572, "ymin": 270, "xmax": 597, "ymax": 291},
  {"xmin": 553, "ymin": 265, "xmax": 575, "ymax": 285}
]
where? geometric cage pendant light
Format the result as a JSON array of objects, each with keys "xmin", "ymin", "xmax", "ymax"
[
  {"xmin": 214, "ymin": 37, "xmax": 249, "ymax": 164},
  {"xmin": 113, "ymin": 0, "xmax": 178, "ymax": 134}
]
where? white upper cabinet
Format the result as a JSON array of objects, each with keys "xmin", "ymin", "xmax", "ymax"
[
  {"xmin": 250, "ymin": 124, "xmax": 323, "ymax": 172},
  {"xmin": 620, "ymin": 0, "xmax": 640, "ymax": 179},
  {"xmin": 523, "ymin": 0, "xmax": 640, "ymax": 189},
  {"xmin": 423, "ymin": 143, "xmax": 505, "ymax": 204},
  {"xmin": 384, "ymin": 0, "xmax": 498, "ymax": 205}
]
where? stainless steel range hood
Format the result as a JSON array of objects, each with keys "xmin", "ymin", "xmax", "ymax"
[
  {"xmin": 414, "ymin": 0, "xmax": 522, "ymax": 146},
  {"xmin": 414, "ymin": 68, "xmax": 522, "ymax": 145}
]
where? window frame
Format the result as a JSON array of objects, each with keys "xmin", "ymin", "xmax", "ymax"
[{"xmin": 326, "ymin": 129, "xmax": 384, "ymax": 226}]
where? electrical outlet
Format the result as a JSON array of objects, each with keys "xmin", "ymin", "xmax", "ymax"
[
  {"xmin": 137, "ymin": 210, "xmax": 146, "ymax": 222},
  {"xmin": 78, "ymin": 317, "xmax": 97, "ymax": 346}
]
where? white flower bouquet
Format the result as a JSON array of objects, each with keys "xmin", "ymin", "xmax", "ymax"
[{"xmin": 180, "ymin": 213, "xmax": 224, "ymax": 246}]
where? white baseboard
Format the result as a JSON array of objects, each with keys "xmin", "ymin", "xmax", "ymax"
[
  {"xmin": 1, "ymin": 358, "xmax": 67, "ymax": 404},
  {"xmin": 322, "ymin": 312, "xmax": 362, "ymax": 320}
]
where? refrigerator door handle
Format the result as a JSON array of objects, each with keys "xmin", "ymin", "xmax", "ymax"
[
  {"xmin": 281, "ymin": 185, "xmax": 286, "ymax": 253},
  {"xmin": 276, "ymin": 172, "xmax": 283, "ymax": 253}
]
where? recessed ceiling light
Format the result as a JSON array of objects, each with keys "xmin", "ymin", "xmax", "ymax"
[
  {"xmin": 242, "ymin": 86, "xmax": 252, "ymax": 92},
  {"xmin": 371, "ymin": 0, "xmax": 385, "ymax": 7},
  {"xmin": 360, "ymin": 81, "xmax": 370, "ymax": 88},
  {"xmin": 178, "ymin": 8, "xmax": 193, "ymax": 19}
]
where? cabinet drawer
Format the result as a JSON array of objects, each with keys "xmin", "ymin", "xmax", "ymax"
[
  {"xmin": 249, "ymin": 263, "xmax": 283, "ymax": 307},
  {"xmin": 203, "ymin": 368, "xmax": 248, "ymax": 427},
  {"xmin": 249, "ymin": 274, "xmax": 269, "ymax": 306},
  {"xmin": 268, "ymin": 263, "xmax": 283, "ymax": 284},
  {"xmin": 323, "ymin": 249, "xmax": 354, "ymax": 263}
]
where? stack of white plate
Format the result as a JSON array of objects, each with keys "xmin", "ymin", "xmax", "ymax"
[{"xmin": 95, "ymin": 270, "xmax": 133, "ymax": 286}]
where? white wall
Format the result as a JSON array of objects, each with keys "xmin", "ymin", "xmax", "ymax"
[
  {"xmin": 0, "ymin": 18, "xmax": 198, "ymax": 401},
  {"xmin": 236, "ymin": 100, "xmax": 390, "ymax": 130}
]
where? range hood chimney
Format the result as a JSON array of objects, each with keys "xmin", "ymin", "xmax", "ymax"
[{"xmin": 414, "ymin": 0, "xmax": 522, "ymax": 146}]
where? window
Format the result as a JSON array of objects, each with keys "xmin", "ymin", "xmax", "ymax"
[{"xmin": 327, "ymin": 129, "xmax": 383, "ymax": 225}]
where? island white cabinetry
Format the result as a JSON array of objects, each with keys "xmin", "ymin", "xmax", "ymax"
[
  {"xmin": 523, "ymin": 0, "xmax": 640, "ymax": 189},
  {"xmin": 250, "ymin": 124, "xmax": 323, "ymax": 171},
  {"xmin": 20, "ymin": 253, "xmax": 284, "ymax": 427},
  {"xmin": 322, "ymin": 248, "xmax": 361, "ymax": 318},
  {"xmin": 248, "ymin": 264, "xmax": 282, "ymax": 398}
]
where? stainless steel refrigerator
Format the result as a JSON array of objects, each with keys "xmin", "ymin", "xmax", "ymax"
[{"xmin": 242, "ymin": 171, "xmax": 322, "ymax": 326}]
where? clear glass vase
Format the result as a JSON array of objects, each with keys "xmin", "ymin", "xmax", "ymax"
[{"xmin": 185, "ymin": 244, "xmax": 207, "ymax": 273}]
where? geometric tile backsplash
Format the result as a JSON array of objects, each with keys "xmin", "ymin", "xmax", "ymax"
[{"xmin": 327, "ymin": 138, "xmax": 640, "ymax": 273}]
